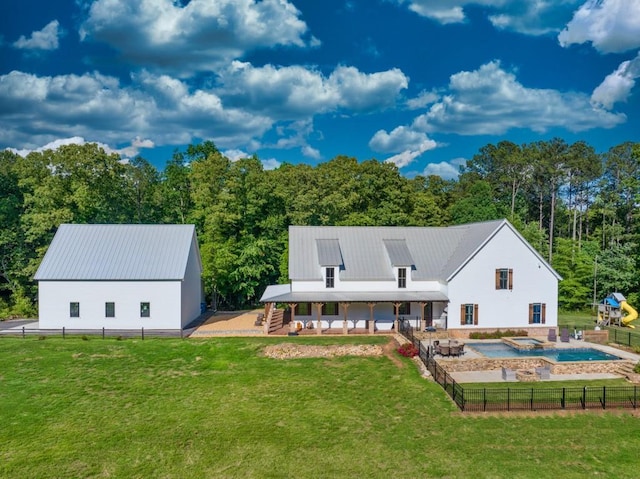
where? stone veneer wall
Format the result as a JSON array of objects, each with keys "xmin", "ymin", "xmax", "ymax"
[
  {"xmin": 437, "ymin": 357, "xmax": 631, "ymax": 375},
  {"xmin": 445, "ymin": 327, "xmax": 554, "ymax": 339},
  {"xmin": 582, "ymin": 330, "xmax": 609, "ymax": 344}
]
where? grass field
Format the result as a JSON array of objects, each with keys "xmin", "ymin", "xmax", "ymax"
[
  {"xmin": 2, "ymin": 336, "xmax": 640, "ymax": 479},
  {"xmin": 558, "ymin": 310, "xmax": 599, "ymax": 329}
]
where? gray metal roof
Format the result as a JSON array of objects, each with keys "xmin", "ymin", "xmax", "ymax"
[
  {"xmin": 316, "ymin": 239, "xmax": 343, "ymax": 266},
  {"xmin": 260, "ymin": 284, "xmax": 448, "ymax": 303},
  {"xmin": 383, "ymin": 239, "xmax": 414, "ymax": 266},
  {"xmin": 34, "ymin": 224, "xmax": 200, "ymax": 281},
  {"xmin": 288, "ymin": 219, "xmax": 560, "ymax": 283}
]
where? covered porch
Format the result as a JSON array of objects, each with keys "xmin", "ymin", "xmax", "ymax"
[{"xmin": 260, "ymin": 284, "xmax": 448, "ymax": 335}]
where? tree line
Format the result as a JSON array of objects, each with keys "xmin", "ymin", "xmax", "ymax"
[{"xmin": 0, "ymin": 138, "xmax": 638, "ymax": 317}]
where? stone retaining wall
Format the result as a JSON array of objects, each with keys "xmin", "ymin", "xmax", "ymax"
[{"xmin": 437, "ymin": 357, "xmax": 631, "ymax": 374}]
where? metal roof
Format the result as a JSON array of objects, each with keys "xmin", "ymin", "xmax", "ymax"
[
  {"xmin": 288, "ymin": 220, "xmax": 510, "ymax": 282},
  {"xmin": 316, "ymin": 239, "xmax": 343, "ymax": 266},
  {"xmin": 260, "ymin": 284, "xmax": 448, "ymax": 303},
  {"xmin": 34, "ymin": 224, "xmax": 200, "ymax": 281},
  {"xmin": 383, "ymin": 239, "xmax": 414, "ymax": 266}
]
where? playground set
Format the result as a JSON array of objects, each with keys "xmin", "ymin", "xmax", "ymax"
[{"xmin": 597, "ymin": 293, "xmax": 638, "ymax": 328}]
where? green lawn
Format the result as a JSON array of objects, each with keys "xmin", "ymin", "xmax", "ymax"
[
  {"xmin": 558, "ymin": 310, "xmax": 599, "ymax": 329},
  {"xmin": 2, "ymin": 336, "xmax": 640, "ymax": 479}
]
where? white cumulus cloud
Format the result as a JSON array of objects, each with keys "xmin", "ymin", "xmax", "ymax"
[
  {"xmin": 80, "ymin": 0, "xmax": 311, "ymax": 75},
  {"xmin": 422, "ymin": 157, "xmax": 466, "ymax": 180},
  {"xmin": 0, "ymin": 70, "xmax": 272, "ymax": 151},
  {"xmin": 591, "ymin": 52, "xmax": 640, "ymax": 109},
  {"xmin": 220, "ymin": 62, "xmax": 408, "ymax": 118},
  {"xmin": 559, "ymin": 0, "xmax": 640, "ymax": 53},
  {"xmin": 13, "ymin": 20, "xmax": 61, "ymax": 50},
  {"xmin": 412, "ymin": 61, "xmax": 625, "ymax": 135},
  {"xmin": 396, "ymin": 1, "xmax": 581, "ymax": 35}
]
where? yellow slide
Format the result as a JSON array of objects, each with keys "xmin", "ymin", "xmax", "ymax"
[{"xmin": 621, "ymin": 301, "xmax": 638, "ymax": 328}]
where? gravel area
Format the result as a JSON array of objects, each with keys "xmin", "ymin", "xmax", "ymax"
[{"xmin": 264, "ymin": 343, "xmax": 384, "ymax": 359}]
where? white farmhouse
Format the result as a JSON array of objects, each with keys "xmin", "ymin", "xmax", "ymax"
[
  {"xmin": 35, "ymin": 224, "xmax": 202, "ymax": 330},
  {"xmin": 260, "ymin": 219, "xmax": 561, "ymax": 337}
]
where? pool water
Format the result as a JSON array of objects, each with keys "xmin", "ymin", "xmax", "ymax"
[{"xmin": 468, "ymin": 342, "xmax": 621, "ymax": 362}]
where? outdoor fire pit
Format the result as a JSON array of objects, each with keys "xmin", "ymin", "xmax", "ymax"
[{"xmin": 516, "ymin": 369, "xmax": 539, "ymax": 382}]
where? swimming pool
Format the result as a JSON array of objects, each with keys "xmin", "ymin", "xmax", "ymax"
[{"xmin": 468, "ymin": 342, "xmax": 622, "ymax": 362}]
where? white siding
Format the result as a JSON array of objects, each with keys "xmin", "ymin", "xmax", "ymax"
[
  {"xmin": 38, "ymin": 280, "xmax": 183, "ymax": 329},
  {"xmin": 291, "ymin": 277, "xmax": 445, "ymax": 294},
  {"xmin": 180, "ymin": 238, "xmax": 203, "ymax": 328},
  {"xmin": 447, "ymin": 226, "xmax": 558, "ymax": 331}
]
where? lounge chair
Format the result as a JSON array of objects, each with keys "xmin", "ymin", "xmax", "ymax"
[
  {"xmin": 560, "ymin": 328, "xmax": 570, "ymax": 343},
  {"xmin": 502, "ymin": 367, "xmax": 516, "ymax": 381},
  {"xmin": 535, "ymin": 366, "xmax": 551, "ymax": 380},
  {"xmin": 547, "ymin": 328, "xmax": 557, "ymax": 342}
]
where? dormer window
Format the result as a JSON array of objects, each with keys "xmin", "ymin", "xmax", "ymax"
[
  {"xmin": 326, "ymin": 267, "xmax": 335, "ymax": 288},
  {"xmin": 398, "ymin": 268, "xmax": 407, "ymax": 288}
]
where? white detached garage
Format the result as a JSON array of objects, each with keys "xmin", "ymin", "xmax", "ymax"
[{"xmin": 35, "ymin": 224, "xmax": 203, "ymax": 330}]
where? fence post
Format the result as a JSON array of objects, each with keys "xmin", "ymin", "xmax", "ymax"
[
  {"xmin": 635, "ymin": 386, "xmax": 638, "ymax": 409},
  {"xmin": 141, "ymin": 327, "xmax": 144, "ymax": 340},
  {"xmin": 561, "ymin": 387, "xmax": 565, "ymax": 409},
  {"xmin": 483, "ymin": 388, "xmax": 487, "ymax": 412},
  {"xmin": 602, "ymin": 386, "xmax": 606, "ymax": 410},
  {"xmin": 102, "ymin": 327, "xmax": 105, "ymax": 340},
  {"xmin": 507, "ymin": 388, "xmax": 510, "ymax": 412},
  {"xmin": 62, "ymin": 327, "xmax": 65, "ymax": 339},
  {"xmin": 628, "ymin": 332, "xmax": 632, "ymax": 347},
  {"xmin": 22, "ymin": 326, "xmax": 25, "ymax": 339},
  {"xmin": 582, "ymin": 387, "xmax": 586, "ymax": 409},
  {"xmin": 530, "ymin": 388, "xmax": 534, "ymax": 410}
]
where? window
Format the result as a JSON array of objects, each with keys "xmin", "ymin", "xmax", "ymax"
[
  {"xmin": 295, "ymin": 303, "xmax": 311, "ymax": 315},
  {"xmin": 460, "ymin": 304, "xmax": 478, "ymax": 325},
  {"xmin": 70, "ymin": 302, "xmax": 80, "ymax": 318},
  {"xmin": 322, "ymin": 302, "xmax": 339, "ymax": 315},
  {"xmin": 326, "ymin": 267, "xmax": 335, "ymax": 288},
  {"xmin": 398, "ymin": 302, "xmax": 411, "ymax": 315},
  {"xmin": 398, "ymin": 268, "xmax": 407, "ymax": 288},
  {"xmin": 495, "ymin": 268, "xmax": 513, "ymax": 290},
  {"xmin": 105, "ymin": 302, "xmax": 115, "ymax": 318},
  {"xmin": 140, "ymin": 302, "xmax": 150, "ymax": 318},
  {"xmin": 529, "ymin": 303, "xmax": 546, "ymax": 324}
]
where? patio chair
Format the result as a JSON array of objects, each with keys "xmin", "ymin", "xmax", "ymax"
[
  {"xmin": 560, "ymin": 328, "xmax": 570, "ymax": 343},
  {"xmin": 450, "ymin": 345, "xmax": 460, "ymax": 357},
  {"xmin": 547, "ymin": 328, "xmax": 557, "ymax": 342},
  {"xmin": 439, "ymin": 344, "xmax": 450, "ymax": 357},
  {"xmin": 535, "ymin": 366, "xmax": 551, "ymax": 380},
  {"xmin": 501, "ymin": 367, "xmax": 516, "ymax": 381},
  {"xmin": 458, "ymin": 343, "xmax": 465, "ymax": 356}
]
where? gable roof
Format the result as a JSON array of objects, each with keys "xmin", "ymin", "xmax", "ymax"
[
  {"xmin": 289, "ymin": 219, "xmax": 561, "ymax": 282},
  {"xmin": 34, "ymin": 224, "xmax": 201, "ymax": 281}
]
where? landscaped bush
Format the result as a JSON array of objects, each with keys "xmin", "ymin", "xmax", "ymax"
[
  {"xmin": 397, "ymin": 342, "xmax": 419, "ymax": 357},
  {"xmin": 634, "ymin": 362, "xmax": 640, "ymax": 374},
  {"xmin": 468, "ymin": 329, "xmax": 529, "ymax": 340}
]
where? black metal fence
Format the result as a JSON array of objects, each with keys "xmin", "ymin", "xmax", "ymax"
[
  {"xmin": 608, "ymin": 327, "xmax": 640, "ymax": 349},
  {"xmin": 398, "ymin": 319, "xmax": 639, "ymax": 412},
  {"xmin": 0, "ymin": 327, "xmax": 185, "ymax": 340}
]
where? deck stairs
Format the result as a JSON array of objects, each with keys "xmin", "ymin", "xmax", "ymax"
[
  {"xmin": 265, "ymin": 308, "xmax": 284, "ymax": 334},
  {"xmin": 616, "ymin": 361, "xmax": 638, "ymax": 380}
]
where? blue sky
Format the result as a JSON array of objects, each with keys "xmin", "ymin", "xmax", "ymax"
[{"xmin": 1, "ymin": 0, "xmax": 639, "ymax": 178}]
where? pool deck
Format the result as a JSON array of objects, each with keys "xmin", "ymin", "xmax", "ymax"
[{"xmin": 429, "ymin": 337, "xmax": 640, "ymax": 383}]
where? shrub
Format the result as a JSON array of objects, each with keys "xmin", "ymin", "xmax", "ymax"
[
  {"xmin": 634, "ymin": 362, "xmax": 640, "ymax": 374},
  {"xmin": 468, "ymin": 329, "xmax": 529, "ymax": 340},
  {"xmin": 397, "ymin": 342, "xmax": 419, "ymax": 358}
]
